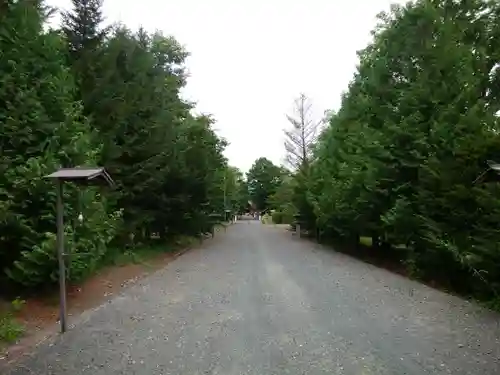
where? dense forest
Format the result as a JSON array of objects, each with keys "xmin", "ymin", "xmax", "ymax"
[
  {"xmin": 0, "ymin": 0, "xmax": 247, "ymax": 292},
  {"xmin": 266, "ymin": 0, "xmax": 500, "ymax": 305},
  {"xmin": 3, "ymin": 0, "xmax": 500, "ymax": 310}
]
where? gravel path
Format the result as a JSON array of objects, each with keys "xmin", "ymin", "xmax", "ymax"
[{"xmin": 5, "ymin": 221, "xmax": 500, "ymax": 374}]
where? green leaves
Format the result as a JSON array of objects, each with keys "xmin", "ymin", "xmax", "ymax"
[
  {"xmin": 303, "ymin": 0, "xmax": 500, "ymax": 299},
  {"xmin": 1, "ymin": 1, "xmax": 228, "ymax": 290},
  {"xmin": 247, "ymin": 158, "xmax": 286, "ymax": 211},
  {"xmin": 0, "ymin": 1, "xmax": 122, "ymax": 288}
]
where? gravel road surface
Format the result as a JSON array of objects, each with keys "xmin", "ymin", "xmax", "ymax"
[{"xmin": 5, "ymin": 221, "xmax": 500, "ymax": 374}]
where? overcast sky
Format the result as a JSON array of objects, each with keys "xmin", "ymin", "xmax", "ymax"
[{"xmin": 47, "ymin": 0, "xmax": 406, "ymax": 172}]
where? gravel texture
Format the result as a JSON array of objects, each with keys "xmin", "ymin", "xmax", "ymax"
[{"xmin": 5, "ymin": 221, "xmax": 500, "ymax": 374}]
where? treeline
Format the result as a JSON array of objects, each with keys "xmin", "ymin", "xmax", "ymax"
[
  {"xmin": 0, "ymin": 0, "xmax": 240, "ymax": 291},
  {"xmin": 290, "ymin": 0, "xmax": 500, "ymax": 302}
]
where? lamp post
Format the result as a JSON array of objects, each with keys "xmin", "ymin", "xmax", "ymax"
[{"xmin": 46, "ymin": 167, "xmax": 114, "ymax": 333}]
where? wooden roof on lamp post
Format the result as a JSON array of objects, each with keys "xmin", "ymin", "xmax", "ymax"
[
  {"xmin": 46, "ymin": 167, "xmax": 114, "ymax": 186},
  {"xmin": 45, "ymin": 167, "xmax": 114, "ymax": 334}
]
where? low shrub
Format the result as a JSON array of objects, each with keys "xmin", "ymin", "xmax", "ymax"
[{"xmin": 0, "ymin": 299, "xmax": 25, "ymax": 343}]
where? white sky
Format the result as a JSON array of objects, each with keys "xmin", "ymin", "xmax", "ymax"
[{"xmin": 47, "ymin": 0, "xmax": 407, "ymax": 172}]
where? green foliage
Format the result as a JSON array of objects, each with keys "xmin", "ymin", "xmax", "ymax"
[
  {"xmin": 269, "ymin": 177, "xmax": 296, "ymax": 225},
  {"xmin": 271, "ymin": 211, "xmax": 294, "ymax": 225},
  {"xmin": 0, "ymin": 313, "xmax": 24, "ymax": 343},
  {"xmin": 0, "ymin": 299, "xmax": 25, "ymax": 343},
  {"xmin": 0, "ymin": 0, "xmax": 229, "ymax": 291},
  {"xmin": 269, "ymin": 175, "xmax": 295, "ymax": 213},
  {"xmin": 0, "ymin": 0, "xmax": 120, "ymax": 289},
  {"xmin": 220, "ymin": 166, "xmax": 248, "ymax": 215},
  {"xmin": 302, "ymin": 0, "xmax": 500, "ymax": 300},
  {"xmin": 107, "ymin": 237, "xmax": 194, "ymax": 268},
  {"xmin": 271, "ymin": 211, "xmax": 283, "ymax": 224},
  {"xmin": 281, "ymin": 94, "xmax": 319, "ymax": 230},
  {"xmin": 61, "ymin": 0, "xmax": 108, "ymax": 113},
  {"xmin": 10, "ymin": 298, "xmax": 26, "ymax": 313},
  {"xmin": 247, "ymin": 158, "xmax": 286, "ymax": 210}
]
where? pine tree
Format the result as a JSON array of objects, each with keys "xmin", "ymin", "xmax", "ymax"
[
  {"xmin": 0, "ymin": 0, "xmax": 120, "ymax": 287},
  {"xmin": 61, "ymin": 0, "xmax": 108, "ymax": 114},
  {"xmin": 283, "ymin": 94, "xmax": 320, "ymax": 230},
  {"xmin": 0, "ymin": 1, "xmax": 230, "ymax": 290},
  {"xmin": 284, "ymin": 93, "xmax": 319, "ymax": 170},
  {"xmin": 307, "ymin": 0, "xmax": 500, "ymax": 299},
  {"xmin": 247, "ymin": 158, "xmax": 285, "ymax": 211}
]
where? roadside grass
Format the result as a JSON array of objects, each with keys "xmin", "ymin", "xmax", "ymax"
[
  {"xmin": 0, "ymin": 298, "xmax": 26, "ymax": 345},
  {"xmin": 0, "ymin": 314, "xmax": 24, "ymax": 344},
  {"xmin": 359, "ymin": 236, "xmax": 407, "ymax": 250},
  {"xmin": 484, "ymin": 298, "xmax": 500, "ymax": 311},
  {"xmin": 106, "ymin": 235, "xmax": 199, "ymax": 269},
  {"xmin": 359, "ymin": 236, "xmax": 372, "ymax": 247},
  {"xmin": 109, "ymin": 245, "xmax": 171, "ymax": 268}
]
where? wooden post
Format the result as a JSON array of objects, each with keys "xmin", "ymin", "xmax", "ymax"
[
  {"xmin": 56, "ymin": 180, "xmax": 67, "ymax": 333},
  {"xmin": 46, "ymin": 167, "xmax": 115, "ymax": 334}
]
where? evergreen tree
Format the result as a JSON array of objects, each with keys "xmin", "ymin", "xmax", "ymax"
[
  {"xmin": 0, "ymin": 0, "xmax": 119, "ymax": 287},
  {"xmin": 306, "ymin": 0, "xmax": 500, "ymax": 299},
  {"xmin": 61, "ymin": 0, "xmax": 108, "ymax": 114},
  {"xmin": 283, "ymin": 94, "xmax": 320, "ymax": 230},
  {"xmin": 0, "ymin": 0, "xmax": 228, "ymax": 290},
  {"xmin": 247, "ymin": 158, "xmax": 285, "ymax": 211}
]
